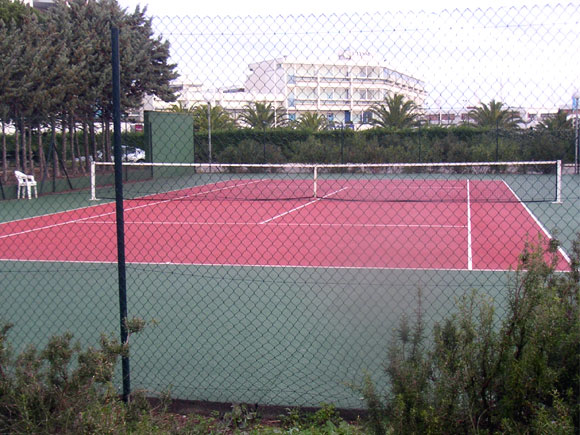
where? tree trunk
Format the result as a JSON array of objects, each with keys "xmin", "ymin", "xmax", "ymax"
[
  {"xmin": 89, "ymin": 120, "xmax": 96, "ymax": 161},
  {"xmin": 37, "ymin": 124, "xmax": 46, "ymax": 175},
  {"xmin": 104, "ymin": 118, "xmax": 111, "ymax": 162},
  {"xmin": 21, "ymin": 122, "xmax": 28, "ymax": 174},
  {"xmin": 61, "ymin": 115, "xmax": 67, "ymax": 169},
  {"xmin": 15, "ymin": 120, "xmax": 20, "ymax": 172},
  {"xmin": 1, "ymin": 120, "xmax": 6, "ymax": 182},
  {"xmin": 70, "ymin": 114, "xmax": 77, "ymax": 174},
  {"xmin": 51, "ymin": 120, "xmax": 60, "ymax": 178},
  {"xmin": 83, "ymin": 121, "xmax": 90, "ymax": 173},
  {"xmin": 27, "ymin": 125, "xmax": 34, "ymax": 174}
]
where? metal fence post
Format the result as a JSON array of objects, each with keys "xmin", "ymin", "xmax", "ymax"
[{"xmin": 111, "ymin": 25, "xmax": 131, "ymax": 403}]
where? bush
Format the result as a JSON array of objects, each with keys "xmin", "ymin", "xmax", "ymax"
[
  {"xmin": 217, "ymin": 139, "xmax": 287, "ymax": 164},
  {"xmin": 0, "ymin": 318, "xmax": 159, "ymax": 433},
  {"xmin": 357, "ymin": 235, "xmax": 580, "ymax": 434}
]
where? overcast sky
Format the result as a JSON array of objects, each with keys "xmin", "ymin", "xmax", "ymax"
[
  {"xmin": 116, "ymin": 0, "xmax": 569, "ymax": 17},
  {"xmin": 113, "ymin": 0, "xmax": 579, "ymax": 111}
]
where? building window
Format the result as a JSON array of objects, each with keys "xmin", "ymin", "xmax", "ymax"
[
  {"xmin": 362, "ymin": 111, "xmax": 372, "ymax": 124},
  {"xmin": 288, "ymin": 113, "xmax": 296, "ymax": 121}
]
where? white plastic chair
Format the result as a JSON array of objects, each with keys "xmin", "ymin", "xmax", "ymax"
[{"xmin": 14, "ymin": 170, "xmax": 38, "ymax": 199}]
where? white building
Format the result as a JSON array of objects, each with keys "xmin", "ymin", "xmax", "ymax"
[
  {"xmin": 243, "ymin": 50, "xmax": 427, "ymax": 127},
  {"xmin": 13, "ymin": 0, "xmax": 55, "ymax": 10},
  {"xmin": 144, "ymin": 51, "xmax": 427, "ymax": 128},
  {"xmin": 423, "ymin": 106, "xmax": 568, "ymax": 128}
]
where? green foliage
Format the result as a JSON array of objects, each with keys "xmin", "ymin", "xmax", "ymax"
[
  {"xmin": 193, "ymin": 124, "xmax": 573, "ymax": 165},
  {"xmin": 467, "ymin": 99, "xmax": 523, "ymax": 129},
  {"xmin": 217, "ymin": 139, "xmax": 286, "ymax": 164},
  {"xmin": 239, "ymin": 101, "xmax": 288, "ymax": 129},
  {"xmin": 289, "ymin": 136, "xmax": 338, "ymax": 163},
  {"xmin": 294, "ymin": 112, "xmax": 331, "ymax": 131},
  {"xmin": 191, "ymin": 104, "xmax": 236, "ymax": 131},
  {"xmin": 280, "ymin": 403, "xmax": 357, "ymax": 434},
  {"xmin": 223, "ymin": 403, "xmax": 260, "ymax": 430},
  {"xmin": 356, "ymin": 236, "xmax": 580, "ymax": 434},
  {"xmin": 0, "ymin": 326, "xmax": 119, "ymax": 432},
  {"xmin": 0, "ymin": 0, "xmax": 177, "ymax": 175},
  {"xmin": 0, "ymin": 0, "xmax": 35, "ymax": 28},
  {"xmin": 368, "ymin": 93, "xmax": 421, "ymax": 129},
  {"xmin": 537, "ymin": 109, "xmax": 573, "ymax": 131}
]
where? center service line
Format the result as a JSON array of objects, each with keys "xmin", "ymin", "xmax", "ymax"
[
  {"xmin": 259, "ymin": 187, "xmax": 349, "ymax": 224},
  {"xmin": 467, "ymin": 179, "xmax": 473, "ymax": 270}
]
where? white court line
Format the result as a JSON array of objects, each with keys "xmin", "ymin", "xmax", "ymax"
[
  {"xmin": 77, "ymin": 220, "xmax": 465, "ymax": 229},
  {"xmin": 0, "ymin": 256, "xmax": 533, "ymax": 272},
  {"xmin": 502, "ymin": 181, "xmax": 571, "ymax": 265},
  {"xmin": 0, "ymin": 179, "xmax": 266, "ymax": 240},
  {"xmin": 467, "ymin": 180, "xmax": 473, "ymax": 270},
  {"xmin": 259, "ymin": 187, "xmax": 349, "ymax": 224},
  {"xmin": 0, "ymin": 209, "xmax": 119, "ymax": 240}
]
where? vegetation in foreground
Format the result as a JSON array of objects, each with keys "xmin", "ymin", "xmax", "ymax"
[
  {"xmin": 355, "ymin": 236, "xmax": 579, "ymax": 434},
  {"xmin": 1, "ymin": 237, "xmax": 578, "ymax": 434},
  {"xmin": 0, "ymin": 318, "xmax": 363, "ymax": 433}
]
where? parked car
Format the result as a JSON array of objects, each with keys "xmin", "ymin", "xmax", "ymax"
[
  {"xmin": 74, "ymin": 155, "xmax": 94, "ymax": 163},
  {"xmin": 97, "ymin": 145, "xmax": 146, "ymax": 163}
]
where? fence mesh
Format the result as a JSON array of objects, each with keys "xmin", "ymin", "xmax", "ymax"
[{"xmin": 1, "ymin": 3, "xmax": 580, "ymax": 409}]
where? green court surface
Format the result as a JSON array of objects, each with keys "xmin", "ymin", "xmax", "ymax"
[{"xmin": 1, "ymin": 261, "xmax": 511, "ymax": 408}]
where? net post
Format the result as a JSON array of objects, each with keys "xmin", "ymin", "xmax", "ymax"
[
  {"xmin": 90, "ymin": 161, "xmax": 97, "ymax": 201},
  {"xmin": 313, "ymin": 166, "xmax": 318, "ymax": 198},
  {"xmin": 555, "ymin": 160, "xmax": 562, "ymax": 204}
]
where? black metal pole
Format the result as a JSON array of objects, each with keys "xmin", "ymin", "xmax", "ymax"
[
  {"xmin": 51, "ymin": 123, "xmax": 56, "ymax": 193},
  {"xmin": 111, "ymin": 26, "xmax": 130, "ymax": 403},
  {"xmin": 495, "ymin": 117, "xmax": 499, "ymax": 161},
  {"xmin": 340, "ymin": 123, "xmax": 344, "ymax": 164}
]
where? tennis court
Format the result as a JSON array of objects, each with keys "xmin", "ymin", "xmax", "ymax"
[
  {"xmin": 0, "ymin": 172, "xmax": 570, "ymax": 271},
  {"xmin": 0, "ymin": 162, "xmax": 572, "ymax": 407}
]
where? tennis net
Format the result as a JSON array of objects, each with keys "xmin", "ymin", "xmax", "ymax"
[{"xmin": 90, "ymin": 160, "xmax": 562, "ymax": 204}]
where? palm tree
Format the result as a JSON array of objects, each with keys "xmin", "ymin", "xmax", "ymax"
[
  {"xmin": 191, "ymin": 104, "xmax": 236, "ymax": 131},
  {"xmin": 239, "ymin": 102, "xmax": 287, "ymax": 129},
  {"xmin": 536, "ymin": 109, "xmax": 572, "ymax": 131},
  {"xmin": 167, "ymin": 101, "xmax": 193, "ymax": 113},
  {"xmin": 168, "ymin": 102, "xmax": 235, "ymax": 131},
  {"xmin": 293, "ymin": 112, "xmax": 329, "ymax": 131},
  {"xmin": 368, "ymin": 93, "xmax": 421, "ymax": 129},
  {"xmin": 467, "ymin": 100, "xmax": 522, "ymax": 129}
]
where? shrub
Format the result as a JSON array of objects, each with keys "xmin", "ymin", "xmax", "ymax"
[
  {"xmin": 357, "ymin": 235, "xmax": 580, "ymax": 434},
  {"xmin": 217, "ymin": 139, "xmax": 286, "ymax": 164},
  {"xmin": 0, "ymin": 318, "xmax": 157, "ymax": 433}
]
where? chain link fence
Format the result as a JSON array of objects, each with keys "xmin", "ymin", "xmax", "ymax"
[{"xmin": 1, "ymin": 3, "xmax": 580, "ymax": 409}]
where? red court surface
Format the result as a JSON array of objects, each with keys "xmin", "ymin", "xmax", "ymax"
[{"xmin": 0, "ymin": 179, "xmax": 570, "ymax": 271}]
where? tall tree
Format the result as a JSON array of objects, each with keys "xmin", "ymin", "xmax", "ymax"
[
  {"xmin": 0, "ymin": 0, "xmax": 36, "ymax": 180},
  {"xmin": 368, "ymin": 93, "xmax": 421, "ymax": 129},
  {"xmin": 467, "ymin": 100, "xmax": 522, "ymax": 129},
  {"xmin": 45, "ymin": 0, "xmax": 179, "ymax": 162}
]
